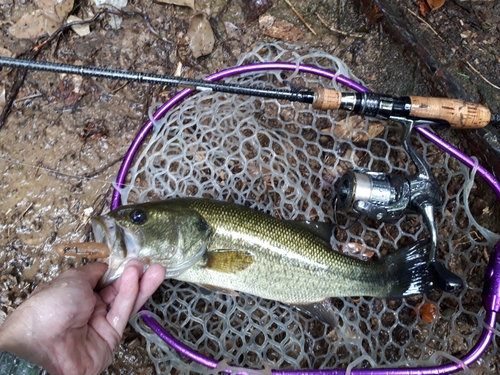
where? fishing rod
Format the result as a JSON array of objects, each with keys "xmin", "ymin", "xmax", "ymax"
[{"xmin": 1, "ymin": 56, "xmax": 499, "ymax": 129}]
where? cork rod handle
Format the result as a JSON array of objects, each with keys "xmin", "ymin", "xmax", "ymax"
[
  {"xmin": 312, "ymin": 89, "xmax": 492, "ymax": 129},
  {"xmin": 312, "ymin": 88, "xmax": 343, "ymax": 110},
  {"xmin": 408, "ymin": 96, "xmax": 491, "ymax": 129}
]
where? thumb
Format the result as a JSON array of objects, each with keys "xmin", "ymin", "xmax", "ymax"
[{"xmin": 70, "ymin": 262, "xmax": 109, "ymax": 289}]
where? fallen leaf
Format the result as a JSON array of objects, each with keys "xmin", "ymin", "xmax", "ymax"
[
  {"xmin": 0, "ymin": 47, "xmax": 13, "ymax": 58},
  {"xmin": 52, "ymin": 79, "xmax": 83, "ymax": 108},
  {"xmin": 187, "ymin": 14, "xmax": 215, "ymax": 58},
  {"xmin": 412, "ymin": 302, "xmax": 439, "ymax": 323},
  {"xmin": 426, "ymin": 0, "xmax": 445, "ymax": 11},
  {"xmin": 79, "ymin": 120, "xmax": 109, "ymax": 141},
  {"xmin": 38, "ymin": 0, "xmax": 74, "ymax": 20},
  {"xmin": 327, "ymin": 115, "xmax": 385, "ymax": 143},
  {"xmin": 9, "ymin": 10, "xmax": 60, "ymax": 39},
  {"xmin": 67, "ymin": 15, "xmax": 90, "ymax": 36},
  {"xmin": 93, "ymin": 0, "xmax": 127, "ymax": 29},
  {"xmin": 8, "ymin": 0, "xmax": 74, "ymax": 39},
  {"xmin": 37, "ymin": 0, "xmax": 73, "ymax": 20},
  {"xmin": 155, "ymin": 0, "xmax": 195, "ymax": 9},
  {"xmin": 259, "ymin": 14, "xmax": 304, "ymax": 42},
  {"xmin": 418, "ymin": 0, "xmax": 431, "ymax": 16},
  {"xmin": 55, "ymin": 0, "xmax": 75, "ymax": 19}
]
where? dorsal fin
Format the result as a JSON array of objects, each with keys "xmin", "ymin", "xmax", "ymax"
[{"xmin": 286, "ymin": 220, "xmax": 335, "ymax": 243}]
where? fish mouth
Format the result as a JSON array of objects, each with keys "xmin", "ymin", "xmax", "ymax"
[
  {"xmin": 91, "ymin": 215, "xmax": 114, "ymax": 249},
  {"xmin": 91, "ymin": 216, "xmax": 142, "ymax": 289}
]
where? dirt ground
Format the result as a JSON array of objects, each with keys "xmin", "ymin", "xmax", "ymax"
[{"xmin": 0, "ymin": 0, "xmax": 499, "ymax": 374}]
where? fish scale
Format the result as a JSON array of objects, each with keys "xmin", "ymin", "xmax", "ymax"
[{"xmin": 173, "ymin": 198, "xmax": 405, "ymax": 302}]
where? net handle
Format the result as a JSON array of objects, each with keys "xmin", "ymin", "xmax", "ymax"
[{"xmin": 111, "ymin": 62, "xmax": 500, "ymax": 375}]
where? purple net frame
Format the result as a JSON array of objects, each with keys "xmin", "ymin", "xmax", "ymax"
[{"xmin": 110, "ymin": 62, "xmax": 500, "ymax": 375}]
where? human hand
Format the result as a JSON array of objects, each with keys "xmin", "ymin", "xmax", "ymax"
[{"xmin": 0, "ymin": 260, "xmax": 165, "ymax": 375}]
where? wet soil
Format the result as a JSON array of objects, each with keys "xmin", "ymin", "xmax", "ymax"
[{"xmin": 0, "ymin": 0, "xmax": 499, "ymax": 374}]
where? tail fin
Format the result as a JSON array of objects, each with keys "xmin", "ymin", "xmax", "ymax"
[{"xmin": 382, "ymin": 239, "xmax": 462, "ymax": 298}]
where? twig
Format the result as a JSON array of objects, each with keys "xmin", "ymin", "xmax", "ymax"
[
  {"xmin": 83, "ymin": 156, "xmax": 125, "ymax": 179},
  {"xmin": 214, "ymin": 0, "xmax": 234, "ymax": 23},
  {"xmin": 8, "ymin": 201, "xmax": 34, "ymax": 239},
  {"xmin": 110, "ymin": 82, "xmax": 129, "ymax": 93},
  {"xmin": 0, "ymin": 12, "xmax": 106, "ymax": 130},
  {"xmin": 13, "ymin": 93, "xmax": 43, "ymax": 103},
  {"xmin": 33, "ymin": 11, "xmax": 106, "ymax": 52},
  {"xmin": 465, "ymin": 61, "xmax": 500, "ymax": 91},
  {"xmin": 0, "ymin": 155, "xmax": 127, "ymax": 190},
  {"xmin": 19, "ymin": 202, "xmax": 34, "ymax": 221},
  {"xmin": 316, "ymin": 13, "xmax": 364, "ymax": 38},
  {"xmin": 0, "ymin": 67, "xmax": 30, "ymax": 129},
  {"xmin": 284, "ymin": 0, "xmax": 316, "ymax": 35},
  {"xmin": 105, "ymin": 7, "xmax": 172, "ymax": 44},
  {"xmin": 407, "ymin": 8, "xmax": 444, "ymax": 42},
  {"xmin": 31, "ymin": 156, "xmax": 123, "ymax": 180}
]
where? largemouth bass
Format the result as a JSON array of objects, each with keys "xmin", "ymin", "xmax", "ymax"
[{"xmin": 92, "ymin": 198, "xmax": 441, "ymax": 305}]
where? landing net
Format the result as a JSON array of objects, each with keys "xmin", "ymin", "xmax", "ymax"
[{"xmin": 119, "ymin": 43, "xmax": 497, "ymax": 373}]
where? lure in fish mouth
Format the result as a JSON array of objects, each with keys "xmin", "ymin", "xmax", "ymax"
[{"xmin": 91, "ymin": 203, "xmax": 212, "ymax": 288}]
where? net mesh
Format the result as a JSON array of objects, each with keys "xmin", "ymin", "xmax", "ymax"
[{"xmin": 119, "ymin": 43, "xmax": 498, "ymax": 373}]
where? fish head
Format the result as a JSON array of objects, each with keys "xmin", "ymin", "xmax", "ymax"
[{"xmin": 91, "ymin": 202, "xmax": 212, "ymax": 288}]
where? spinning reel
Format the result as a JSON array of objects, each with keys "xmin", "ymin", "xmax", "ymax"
[{"xmin": 335, "ymin": 117, "xmax": 463, "ymax": 292}]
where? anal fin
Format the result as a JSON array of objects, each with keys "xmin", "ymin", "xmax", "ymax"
[
  {"xmin": 198, "ymin": 283, "xmax": 240, "ymax": 297},
  {"xmin": 294, "ymin": 299, "xmax": 339, "ymax": 327}
]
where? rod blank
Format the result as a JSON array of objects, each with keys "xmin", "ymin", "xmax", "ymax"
[{"xmin": 0, "ymin": 56, "xmax": 316, "ymax": 104}]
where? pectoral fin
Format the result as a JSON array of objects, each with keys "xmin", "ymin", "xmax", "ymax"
[{"xmin": 204, "ymin": 250, "xmax": 254, "ymax": 273}]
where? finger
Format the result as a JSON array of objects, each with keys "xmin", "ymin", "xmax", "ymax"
[
  {"xmin": 105, "ymin": 263, "xmax": 141, "ymax": 335},
  {"xmin": 132, "ymin": 264, "xmax": 166, "ymax": 314},
  {"xmin": 99, "ymin": 259, "xmax": 144, "ymax": 305},
  {"xmin": 31, "ymin": 262, "xmax": 108, "ymax": 297},
  {"xmin": 71, "ymin": 262, "xmax": 109, "ymax": 289}
]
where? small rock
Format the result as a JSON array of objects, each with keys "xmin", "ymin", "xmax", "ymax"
[
  {"xmin": 187, "ymin": 14, "xmax": 215, "ymax": 58},
  {"xmin": 67, "ymin": 15, "xmax": 91, "ymax": 36},
  {"xmin": 242, "ymin": 0, "xmax": 273, "ymax": 24},
  {"xmin": 460, "ymin": 30, "xmax": 472, "ymax": 39}
]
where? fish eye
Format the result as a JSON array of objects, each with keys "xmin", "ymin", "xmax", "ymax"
[{"xmin": 129, "ymin": 209, "xmax": 147, "ymax": 225}]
